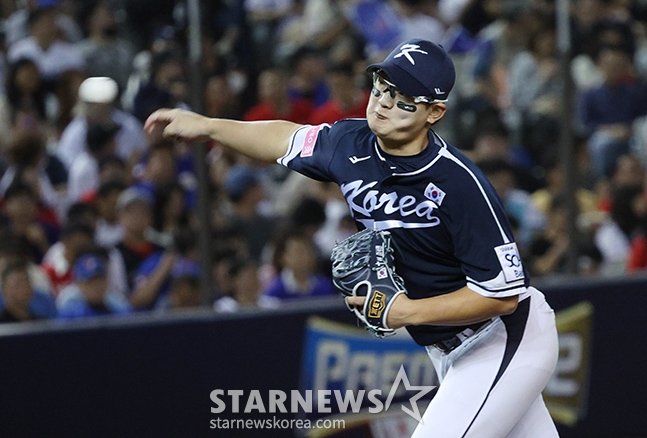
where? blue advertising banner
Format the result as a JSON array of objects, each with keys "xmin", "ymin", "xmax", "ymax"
[{"xmin": 299, "ymin": 317, "xmax": 436, "ymax": 429}]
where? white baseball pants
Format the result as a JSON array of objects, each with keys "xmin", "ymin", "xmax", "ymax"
[{"xmin": 411, "ymin": 287, "xmax": 560, "ymax": 438}]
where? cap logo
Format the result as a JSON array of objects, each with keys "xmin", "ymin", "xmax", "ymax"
[{"xmin": 394, "ymin": 44, "xmax": 428, "ymax": 65}]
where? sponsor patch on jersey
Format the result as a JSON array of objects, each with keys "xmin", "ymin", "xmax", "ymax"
[
  {"xmin": 376, "ymin": 245, "xmax": 384, "ymax": 257},
  {"xmin": 494, "ymin": 242, "xmax": 525, "ymax": 283},
  {"xmin": 300, "ymin": 125, "xmax": 324, "ymax": 157},
  {"xmin": 368, "ymin": 290, "xmax": 386, "ymax": 319},
  {"xmin": 377, "ymin": 267, "xmax": 388, "ymax": 279},
  {"xmin": 424, "ymin": 182, "xmax": 446, "ymax": 206}
]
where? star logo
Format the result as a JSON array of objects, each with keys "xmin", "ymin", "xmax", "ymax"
[
  {"xmin": 384, "ymin": 365, "xmax": 436, "ymax": 423},
  {"xmin": 394, "ymin": 44, "xmax": 428, "ymax": 65}
]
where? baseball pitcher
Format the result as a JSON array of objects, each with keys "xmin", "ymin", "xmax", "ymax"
[{"xmin": 145, "ymin": 39, "xmax": 560, "ymax": 437}]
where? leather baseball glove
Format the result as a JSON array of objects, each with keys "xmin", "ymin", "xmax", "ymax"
[{"xmin": 330, "ymin": 228, "xmax": 407, "ymax": 337}]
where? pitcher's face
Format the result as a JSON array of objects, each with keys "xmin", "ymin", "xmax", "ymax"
[{"xmin": 366, "ymin": 73, "xmax": 445, "ymax": 145}]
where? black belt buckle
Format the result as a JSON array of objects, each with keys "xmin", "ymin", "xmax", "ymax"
[
  {"xmin": 433, "ymin": 320, "xmax": 490, "ymax": 353},
  {"xmin": 434, "ymin": 336, "xmax": 463, "ymax": 353}
]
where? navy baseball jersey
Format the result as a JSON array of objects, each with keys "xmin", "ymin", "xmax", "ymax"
[{"xmin": 278, "ymin": 119, "xmax": 529, "ymax": 346}]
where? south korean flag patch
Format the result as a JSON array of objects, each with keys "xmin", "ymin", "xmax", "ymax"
[
  {"xmin": 377, "ymin": 267, "xmax": 388, "ymax": 279},
  {"xmin": 424, "ymin": 182, "xmax": 446, "ymax": 206}
]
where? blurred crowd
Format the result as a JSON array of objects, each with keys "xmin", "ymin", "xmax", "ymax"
[{"xmin": 2, "ymin": 0, "xmax": 647, "ymax": 324}]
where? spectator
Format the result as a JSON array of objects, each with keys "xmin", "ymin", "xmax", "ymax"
[
  {"xmin": 611, "ymin": 153, "xmax": 645, "ymax": 190},
  {"xmin": 130, "ymin": 228, "xmax": 198, "ymax": 310},
  {"xmin": 285, "ymin": 196, "xmax": 330, "ymax": 272},
  {"xmin": 312, "ymin": 181, "xmax": 356, "ymax": 255},
  {"xmin": 204, "ymin": 74, "xmax": 241, "ymax": 120},
  {"xmin": 52, "ymin": 68, "xmax": 86, "ymax": 132},
  {"xmin": 0, "ymin": 262, "xmax": 34, "ymax": 322},
  {"xmin": 0, "ymin": 258, "xmax": 55, "ymax": 322},
  {"xmin": 0, "ymin": 130, "xmax": 67, "ymax": 215},
  {"xmin": 1, "ymin": 181, "xmax": 57, "ymax": 263},
  {"xmin": 531, "ymin": 161, "xmax": 599, "ymax": 218},
  {"xmin": 138, "ymin": 140, "xmax": 177, "ymax": 188},
  {"xmin": 40, "ymin": 220, "xmax": 95, "ymax": 297},
  {"xmin": 67, "ymin": 121, "xmax": 120, "ymax": 204},
  {"xmin": 609, "ymin": 184, "xmax": 644, "ymax": 240},
  {"xmin": 120, "ymin": 1, "xmax": 177, "ymax": 51},
  {"xmin": 57, "ymin": 249, "xmax": 131, "ymax": 319},
  {"xmin": 244, "ymin": 68, "xmax": 313, "ymax": 123},
  {"xmin": 166, "ymin": 259, "xmax": 202, "ymax": 310},
  {"xmin": 338, "ymin": 0, "xmax": 403, "ymax": 60},
  {"xmin": 596, "ymin": 153, "xmax": 646, "ymax": 213},
  {"xmin": 62, "ymin": 200, "xmax": 128, "ymax": 298},
  {"xmin": 287, "ymin": 48, "xmax": 329, "ymax": 107},
  {"xmin": 526, "ymin": 195, "xmax": 602, "ymax": 277},
  {"xmin": 478, "ymin": 158, "xmax": 546, "ymax": 247},
  {"xmin": 506, "ymin": 22, "xmax": 562, "ymax": 168},
  {"xmin": 580, "ymin": 45, "xmax": 647, "ymax": 178},
  {"xmin": 470, "ymin": 5, "xmax": 531, "ymax": 112},
  {"xmin": 113, "ymin": 187, "xmax": 163, "ymax": 290},
  {"xmin": 571, "ymin": 16, "xmax": 628, "ymax": 92},
  {"xmin": 342, "ymin": 0, "xmax": 445, "ymax": 62},
  {"xmin": 309, "ymin": 62, "xmax": 369, "ymax": 125},
  {"xmin": 211, "ymin": 246, "xmax": 238, "ymax": 298},
  {"xmin": 56, "ymin": 76, "xmax": 147, "ymax": 171},
  {"xmin": 149, "ymin": 182, "xmax": 190, "ymax": 248},
  {"xmin": 0, "ymin": 58, "xmax": 49, "ymax": 133},
  {"xmin": 214, "ymin": 257, "xmax": 278, "ymax": 312},
  {"xmin": 94, "ymin": 181, "xmax": 125, "ymax": 247},
  {"xmin": 393, "ymin": 0, "xmax": 446, "ymax": 45},
  {"xmin": 263, "ymin": 230, "xmax": 337, "ymax": 301},
  {"xmin": 0, "ymin": 231, "xmax": 52, "ymax": 292},
  {"xmin": 7, "ymin": 4, "xmax": 84, "ymax": 83},
  {"xmin": 98, "ymin": 155, "xmax": 129, "ymax": 187},
  {"xmin": 65, "ymin": 201, "xmax": 99, "ymax": 233},
  {"xmin": 468, "ymin": 114, "xmax": 542, "ymax": 193},
  {"xmin": 277, "ymin": 0, "xmax": 349, "ymax": 57},
  {"xmin": 132, "ymin": 140, "xmax": 195, "ymax": 243},
  {"xmin": 76, "ymin": 1, "xmax": 135, "ymax": 92},
  {"xmin": 2, "ymin": 0, "xmax": 83, "ymax": 47},
  {"xmin": 289, "ymin": 196, "xmax": 327, "ymax": 239},
  {"xmin": 129, "ymin": 248, "xmax": 176, "ymax": 310},
  {"xmin": 595, "ymin": 184, "xmax": 643, "ymax": 274},
  {"xmin": 132, "ymin": 51, "xmax": 188, "ymax": 123},
  {"xmin": 219, "ymin": 165, "xmax": 275, "ymax": 262},
  {"xmin": 244, "ymin": 0, "xmax": 294, "ymax": 69}
]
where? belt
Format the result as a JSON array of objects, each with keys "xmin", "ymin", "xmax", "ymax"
[{"xmin": 433, "ymin": 319, "xmax": 493, "ymax": 354}]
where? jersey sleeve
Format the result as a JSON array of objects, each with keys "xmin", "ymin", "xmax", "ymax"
[
  {"xmin": 441, "ymin": 153, "xmax": 528, "ymax": 298},
  {"xmin": 277, "ymin": 124, "xmax": 335, "ymax": 181}
]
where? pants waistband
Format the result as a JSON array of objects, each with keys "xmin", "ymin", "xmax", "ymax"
[{"xmin": 432, "ymin": 319, "xmax": 493, "ymax": 354}]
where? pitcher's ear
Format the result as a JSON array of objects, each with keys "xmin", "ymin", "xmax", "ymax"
[{"xmin": 426, "ymin": 103, "xmax": 446, "ymax": 125}]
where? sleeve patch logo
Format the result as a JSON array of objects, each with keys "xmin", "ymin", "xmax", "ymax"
[
  {"xmin": 300, "ymin": 125, "xmax": 324, "ymax": 157},
  {"xmin": 424, "ymin": 182, "xmax": 446, "ymax": 206},
  {"xmin": 368, "ymin": 290, "xmax": 387, "ymax": 318},
  {"xmin": 377, "ymin": 267, "xmax": 388, "ymax": 279},
  {"xmin": 494, "ymin": 242, "xmax": 525, "ymax": 283}
]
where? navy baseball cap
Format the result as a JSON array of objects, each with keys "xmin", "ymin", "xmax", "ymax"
[
  {"xmin": 73, "ymin": 253, "xmax": 107, "ymax": 282},
  {"xmin": 367, "ymin": 39, "xmax": 455, "ymax": 101}
]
